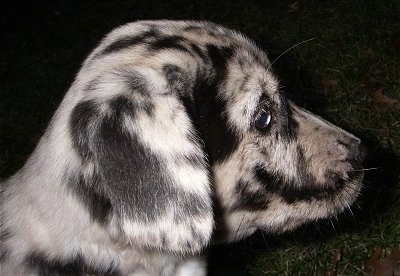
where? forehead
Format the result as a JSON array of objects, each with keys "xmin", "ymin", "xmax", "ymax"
[{"xmin": 222, "ymin": 52, "xmax": 280, "ymax": 132}]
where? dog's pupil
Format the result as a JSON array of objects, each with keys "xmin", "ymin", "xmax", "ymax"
[{"xmin": 255, "ymin": 110, "xmax": 271, "ymax": 129}]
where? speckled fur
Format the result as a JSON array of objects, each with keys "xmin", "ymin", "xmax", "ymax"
[{"xmin": 0, "ymin": 20, "xmax": 365, "ymax": 275}]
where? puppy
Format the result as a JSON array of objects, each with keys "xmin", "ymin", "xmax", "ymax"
[{"xmin": 0, "ymin": 20, "xmax": 365, "ymax": 275}]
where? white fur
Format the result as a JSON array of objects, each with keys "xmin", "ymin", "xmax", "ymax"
[{"xmin": 0, "ymin": 20, "xmax": 364, "ymax": 275}]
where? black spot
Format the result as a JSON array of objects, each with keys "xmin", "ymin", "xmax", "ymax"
[
  {"xmin": 177, "ymin": 93, "xmax": 196, "ymax": 125},
  {"xmin": 190, "ymin": 45, "xmax": 239, "ymax": 163},
  {"xmin": 69, "ymin": 97, "xmax": 137, "ymax": 224},
  {"xmin": 70, "ymin": 93, "xmax": 210, "ymax": 225},
  {"xmin": 197, "ymin": 93, "xmax": 240, "ymax": 163},
  {"xmin": 206, "ymin": 44, "xmax": 235, "ymax": 79},
  {"xmin": 233, "ymin": 180, "xmax": 270, "ymax": 211},
  {"xmin": 108, "ymin": 95, "xmax": 137, "ymax": 119},
  {"xmin": 24, "ymin": 252, "xmax": 119, "ymax": 275},
  {"xmin": 162, "ymin": 64, "xmax": 191, "ymax": 96},
  {"xmin": 97, "ymin": 111, "xmax": 210, "ymax": 221},
  {"xmin": 278, "ymin": 97, "xmax": 298, "ymax": 141},
  {"xmin": 177, "ymin": 93, "xmax": 209, "ymax": 165},
  {"xmin": 254, "ymin": 165, "xmax": 342, "ymax": 204},
  {"xmin": 96, "ymin": 100, "xmax": 172, "ymax": 221},
  {"xmin": 70, "ymin": 100, "xmax": 99, "ymax": 163},
  {"xmin": 99, "ymin": 30, "xmax": 160, "ymax": 56},
  {"xmin": 190, "ymin": 43, "xmax": 208, "ymax": 62},
  {"xmin": 148, "ymin": 35, "xmax": 190, "ymax": 53}
]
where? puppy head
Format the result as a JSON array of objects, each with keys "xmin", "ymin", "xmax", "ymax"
[
  {"xmin": 66, "ymin": 21, "xmax": 364, "ymax": 254},
  {"xmin": 195, "ymin": 43, "xmax": 366, "ymax": 241}
]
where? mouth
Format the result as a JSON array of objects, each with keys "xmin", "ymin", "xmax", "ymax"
[
  {"xmin": 254, "ymin": 163, "xmax": 364, "ymax": 206},
  {"xmin": 328, "ymin": 164, "xmax": 364, "ymax": 187},
  {"xmin": 317, "ymin": 164, "xmax": 365, "ymax": 206},
  {"xmin": 263, "ymin": 172, "xmax": 364, "ymax": 233}
]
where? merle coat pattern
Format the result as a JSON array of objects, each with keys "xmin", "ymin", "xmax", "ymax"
[{"xmin": 0, "ymin": 20, "xmax": 366, "ymax": 275}]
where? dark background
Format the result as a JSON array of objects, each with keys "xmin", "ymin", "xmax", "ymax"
[{"xmin": 1, "ymin": 1, "xmax": 399, "ymax": 275}]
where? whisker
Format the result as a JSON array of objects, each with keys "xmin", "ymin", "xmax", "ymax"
[
  {"xmin": 329, "ymin": 219, "xmax": 337, "ymax": 232},
  {"xmin": 260, "ymin": 231, "xmax": 270, "ymax": 249},
  {"xmin": 270, "ymin": 38, "xmax": 316, "ymax": 66},
  {"xmin": 345, "ymin": 202, "xmax": 356, "ymax": 221},
  {"xmin": 234, "ymin": 214, "xmax": 247, "ymax": 240},
  {"xmin": 350, "ymin": 167, "xmax": 380, "ymax": 172},
  {"xmin": 353, "ymin": 202, "xmax": 362, "ymax": 211},
  {"xmin": 313, "ymin": 221, "xmax": 323, "ymax": 236}
]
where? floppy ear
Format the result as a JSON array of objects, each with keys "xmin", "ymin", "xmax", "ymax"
[{"xmin": 69, "ymin": 72, "xmax": 213, "ymax": 255}]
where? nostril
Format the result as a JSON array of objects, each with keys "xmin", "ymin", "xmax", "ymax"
[{"xmin": 354, "ymin": 142, "xmax": 367, "ymax": 164}]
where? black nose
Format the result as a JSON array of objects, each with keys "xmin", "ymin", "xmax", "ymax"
[{"xmin": 354, "ymin": 142, "xmax": 367, "ymax": 164}]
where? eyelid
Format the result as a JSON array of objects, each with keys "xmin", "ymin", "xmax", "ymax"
[
  {"xmin": 256, "ymin": 94, "xmax": 269, "ymax": 109},
  {"xmin": 257, "ymin": 96, "xmax": 270, "ymax": 116}
]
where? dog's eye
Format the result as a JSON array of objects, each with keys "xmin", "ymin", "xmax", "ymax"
[{"xmin": 255, "ymin": 108, "xmax": 271, "ymax": 129}]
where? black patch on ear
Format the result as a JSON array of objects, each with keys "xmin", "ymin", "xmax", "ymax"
[
  {"xmin": 191, "ymin": 44, "xmax": 240, "ymax": 163},
  {"xmin": 148, "ymin": 35, "xmax": 190, "ymax": 53},
  {"xmin": 254, "ymin": 165, "xmax": 342, "ymax": 204},
  {"xmin": 94, "ymin": 94, "xmax": 209, "ymax": 222},
  {"xmin": 99, "ymin": 29, "xmax": 160, "ymax": 56},
  {"xmin": 95, "ymin": 98, "xmax": 172, "ymax": 221},
  {"xmin": 24, "ymin": 252, "xmax": 120, "ymax": 275},
  {"xmin": 96, "ymin": 109, "xmax": 210, "ymax": 222},
  {"xmin": 70, "ymin": 93, "xmax": 210, "ymax": 230},
  {"xmin": 233, "ymin": 180, "xmax": 270, "ymax": 211}
]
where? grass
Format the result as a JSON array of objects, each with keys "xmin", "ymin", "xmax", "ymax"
[{"xmin": 1, "ymin": 0, "xmax": 399, "ymax": 275}]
